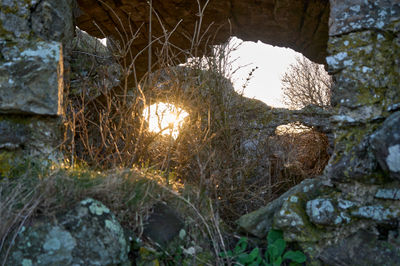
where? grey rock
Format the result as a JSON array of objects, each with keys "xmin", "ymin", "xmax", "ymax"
[
  {"xmin": 319, "ymin": 229, "xmax": 400, "ymax": 266},
  {"xmin": 375, "ymin": 188, "xmax": 400, "ymax": 200},
  {"xmin": 69, "ymin": 29, "xmax": 121, "ymax": 96},
  {"xmin": 351, "ymin": 205, "xmax": 400, "ymax": 222},
  {"xmin": 0, "ymin": 12, "xmax": 30, "ymax": 39},
  {"xmin": 0, "ymin": 0, "xmax": 73, "ymax": 42},
  {"xmin": 370, "ymin": 111, "xmax": 400, "ymax": 180},
  {"xmin": 143, "ymin": 203, "xmax": 184, "ymax": 246},
  {"xmin": 0, "ymin": 116, "xmax": 61, "ymax": 159},
  {"xmin": 0, "ymin": 41, "xmax": 63, "ymax": 115},
  {"xmin": 0, "ymin": 0, "xmax": 32, "ymax": 39},
  {"xmin": 306, "ymin": 198, "xmax": 358, "ymax": 226},
  {"xmin": 306, "ymin": 198, "xmax": 337, "ymax": 225},
  {"xmin": 6, "ymin": 198, "xmax": 130, "ymax": 266},
  {"xmin": 31, "ymin": 0, "xmax": 74, "ymax": 42},
  {"xmin": 0, "ymin": 119, "xmax": 28, "ymax": 150},
  {"xmin": 0, "ymin": 0, "xmax": 74, "ymax": 116},
  {"xmin": 324, "ymin": 134, "xmax": 379, "ymax": 184},
  {"xmin": 329, "ymin": 0, "xmax": 400, "ymax": 36},
  {"xmin": 237, "ymin": 178, "xmax": 323, "ymax": 239},
  {"xmin": 388, "ymin": 103, "xmax": 400, "ymax": 112}
]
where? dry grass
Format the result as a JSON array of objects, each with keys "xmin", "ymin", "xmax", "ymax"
[
  {"xmin": 62, "ymin": 11, "xmax": 331, "ymax": 221},
  {"xmin": 54, "ymin": 1, "xmax": 333, "ymax": 264},
  {"xmin": 0, "ymin": 162, "xmax": 232, "ymax": 265},
  {"xmin": 273, "ymin": 123, "xmax": 330, "ymax": 178}
]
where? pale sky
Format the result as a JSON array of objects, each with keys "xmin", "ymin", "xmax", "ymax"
[
  {"xmin": 100, "ymin": 36, "xmax": 300, "ymax": 108},
  {"xmin": 141, "ymin": 40, "xmax": 301, "ymax": 136},
  {"xmin": 228, "ymin": 37, "xmax": 302, "ymax": 108}
]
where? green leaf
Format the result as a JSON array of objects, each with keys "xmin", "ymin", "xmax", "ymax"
[
  {"xmin": 249, "ymin": 259, "xmax": 262, "ymax": 266},
  {"xmin": 264, "ymin": 249, "xmax": 270, "ymax": 263},
  {"xmin": 219, "ymin": 250, "xmax": 233, "ymax": 258},
  {"xmin": 234, "ymin": 237, "xmax": 248, "ymax": 254},
  {"xmin": 261, "ymin": 259, "xmax": 271, "ymax": 266},
  {"xmin": 273, "ymin": 239, "xmax": 286, "ymax": 257},
  {"xmin": 249, "ymin": 247, "xmax": 260, "ymax": 261},
  {"xmin": 283, "ymin": 250, "xmax": 307, "ymax": 263},
  {"xmin": 237, "ymin": 253, "xmax": 251, "ymax": 263},
  {"xmin": 267, "ymin": 230, "xmax": 283, "ymax": 245},
  {"xmin": 267, "ymin": 244, "xmax": 279, "ymax": 261},
  {"xmin": 254, "ymin": 254, "xmax": 263, "ymax": 265},
  {"xmin": 272, "ymin": 256, "xmax": 282, "ymax": 266}
]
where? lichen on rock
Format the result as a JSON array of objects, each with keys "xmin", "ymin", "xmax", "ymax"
[{"xmin": 5, "ymin": 198, "xmax": 130, "ymax": 266}]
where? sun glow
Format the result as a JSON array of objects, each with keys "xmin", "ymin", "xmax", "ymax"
[{"xmin": 143, "ymin": 102, "xmax": 189, "ymax": 139}]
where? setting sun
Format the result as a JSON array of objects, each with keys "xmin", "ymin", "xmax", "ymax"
[{"xmin": 142, "ymin": 102, "xmax": 189, "ymax": 139}]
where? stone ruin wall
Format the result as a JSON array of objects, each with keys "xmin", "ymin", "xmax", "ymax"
[
  {"xmin": 0, "ymin": 0, "xmax": 74, "ymax": 161},
  {"xmin": 239, "ymin": 1, "xmax": 400, "ymax": 264},
  {"xmin": 1, "ymin": 0, "xmax": 400, "ymax": 264}
]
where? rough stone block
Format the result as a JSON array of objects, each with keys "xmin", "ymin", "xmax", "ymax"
[
  {"xmin": 1, "ymin": 0, "xmax": 74, "ymax": 42},
  {"xmin": 329, "ymin": 0, "xmax": 400, "ymax": 36},
  {"xmin": 0, "ymin": 115, "xmax": 61, "ymax": 160},
  {"xmin": 327, "ymin": 31, "xmax": 400, "ymax": 113},
  {"xmin": 143, "ymin": 203, "xmax": 184, "ymax": 246},
  {"xmin": 0, "ymin": 41, "xmax": 64, "ymax": 115},
  {"xmin": 319, "ymin": 230, "xmax": 400, "ymax": 266},
  {"xmin": 237, "ymin": 178, "xmax": 324, "ymax": 239},
  {"xmin": 0, "ymin": 0, "xmax": 32, "ymax": 39}
]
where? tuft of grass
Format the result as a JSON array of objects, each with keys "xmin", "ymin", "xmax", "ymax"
[{"xmin": 0, "ymin": 160, "xmax": 232, "ymax": 265}]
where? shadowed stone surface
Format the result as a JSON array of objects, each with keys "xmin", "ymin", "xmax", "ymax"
[
  {"xmin": 370, "ymin": 111, "xmax": 400, "ymax": 180},
  {"xmin": 75, "ymin": 0, "xmax": 330, "ymax": 76},
  {"xmin": 143, "ymin": 203, "xmax": 184, "ymax": 246},
  {"xmin": 0, "ymin": 0, "xmax": 74, "ymax": 158},
  {"xmin": 319, "ymin": 230, "xmax": 400, "ymax": 266}
]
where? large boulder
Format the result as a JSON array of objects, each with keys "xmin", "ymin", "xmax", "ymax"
[
  {"xmin": 237, "ymin": 178, "xmax": 324, "ymax": 239},
  {"xmin": 5, "ymin": 198, "xmax": 130, "ymax": 266}
]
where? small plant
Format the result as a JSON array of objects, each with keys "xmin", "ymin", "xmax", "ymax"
[
  {"xmin": 219, "ymin": 230, "xmax": 306, "ymax": 266},
  {"xmin": 219, "ymin": 237, "xmax": 262, "ymax": 265},
  {"xmin": 265, "ymin": 229, "xmax": 306, "ymax": 266}
]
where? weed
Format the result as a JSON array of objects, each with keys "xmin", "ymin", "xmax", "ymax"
[
  {"xmin": 219, "ymin": 237, "xmax": 262, "ymax": 266},
  {"xmin": 265, "ymin": 230, "xmax": 306, "ymax": 266},
  {"xmin": 219, "ymin": 230, "xmax": 306, "ymax": 266}
]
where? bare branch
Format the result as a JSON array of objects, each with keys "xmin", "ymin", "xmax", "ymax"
[{"xmin": 281, "ymin": 55, "xmax": 332, "ymax": 110}]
